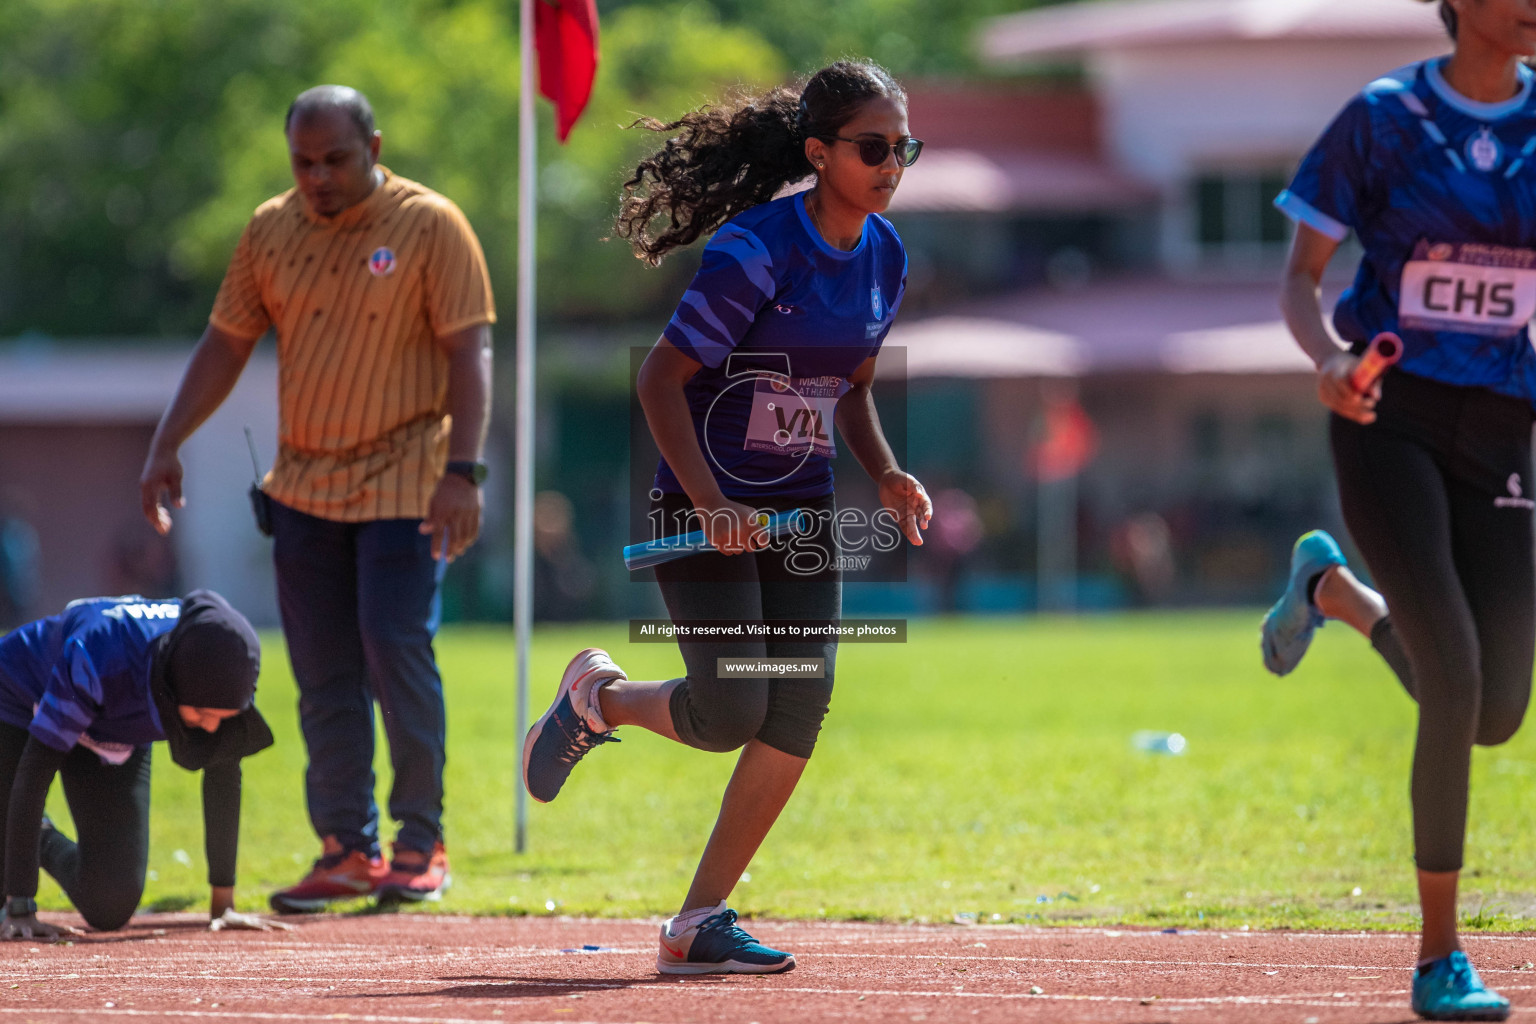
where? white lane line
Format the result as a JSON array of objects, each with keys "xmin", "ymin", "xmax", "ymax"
[
  {"xmin": 95, "ymin": 920, "xmax": 1529, "ymax": 944},
  {"xmin": 33, "ymin": 948, "xmax": 1536, "ymax": 977},
  {"xmin": 95, "ymin": 915, "xmax": 1536, "ymax": 941},
  {"xmin": 0, "ymin": 972, "xmax": 1435, "ymax": 1010},
  {"xmin": 0, "ymin": 1011, "xmax": 596, "ymax": 1024}
]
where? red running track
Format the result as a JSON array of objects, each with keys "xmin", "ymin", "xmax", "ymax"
[{"xmin": 6, "ymin": 912, "xmax": 1536, "ymax": 1022}]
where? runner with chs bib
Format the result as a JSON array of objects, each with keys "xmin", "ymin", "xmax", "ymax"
[{"xmin": 1261, "ymin": 2, "xmax": 1536, "ymax": 1019}]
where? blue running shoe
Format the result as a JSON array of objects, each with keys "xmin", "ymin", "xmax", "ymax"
[
  {"xmin": 522, "ymin": 648, "xmax": 625, "ymax": 804},
  {"xmin": 657, "ymin": 902, "xmax": 795, "ymax": 975},
  {"xmin": 1261, "ymin": 529, "xmax": 1345, "ymax": 676},
  {"xmin": 1412, "ymin": 951, "xmax": 1510, "ymax": 1021}
]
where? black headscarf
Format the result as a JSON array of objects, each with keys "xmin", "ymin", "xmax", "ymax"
[{"xmin": 150, "ymin": 589, "xmax": 274, "ymax": 771}]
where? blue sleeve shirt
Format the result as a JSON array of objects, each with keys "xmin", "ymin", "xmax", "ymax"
[
  {"xmin": 1276, "ymin": 58, "xmax": 1536, "ymax": 405},
  {"xmin": 658, "ymin": 191, "xmax": 908, "ymax": 502},
  {"xmin": 0, "ymin": 596, "xmax": 178, "ymax": 755}
]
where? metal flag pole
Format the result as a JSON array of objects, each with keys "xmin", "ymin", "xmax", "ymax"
[{"xmin": 513, "ymin": 0, "xmax": 537, "ymax": 853}]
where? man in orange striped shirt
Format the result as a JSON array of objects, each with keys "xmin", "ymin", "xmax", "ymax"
[{"xmin": 139, "ymin": 85, "xmax": 495, "ymax": 911}]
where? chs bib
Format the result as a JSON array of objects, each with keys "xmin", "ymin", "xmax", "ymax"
[{"xmin": 1399, "ymin": 240, "xmax": 1536, "ymax": 338}]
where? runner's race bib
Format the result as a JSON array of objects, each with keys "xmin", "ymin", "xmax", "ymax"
[
  {"xmin": 1399, "ymin": 240, "xmax": 1536, "ymax": 337},
  {"xmin": 743, "ymin": 374, "xmax": 849, "ymax": 459}
]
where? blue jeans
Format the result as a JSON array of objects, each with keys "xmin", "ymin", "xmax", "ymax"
[{"xmin": 270, "ymin": 501, "xmax": 446, "ymax": 857}]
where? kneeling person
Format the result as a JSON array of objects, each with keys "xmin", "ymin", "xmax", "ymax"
[{"xmin": 0, "ymin": 591, "xmax": 277, "ymax": 939}]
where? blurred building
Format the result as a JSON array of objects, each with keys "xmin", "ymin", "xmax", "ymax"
[
  {"xmin": 0, "ymin": 343, "xmax": 280, "ymax": 622},
  {"xmin": 864, "ymin": 0, "xmax": 1447, "ymax": 610},
  {"xmin": 1, "ymin": 0, "xmax": 1454, "ymax": 622}
]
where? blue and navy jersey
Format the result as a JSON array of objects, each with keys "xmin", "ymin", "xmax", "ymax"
[
  {"xmin": 1277, "ymin": 58, "xmax": 1536, "ymax": 404},
  {"xmin": 0, "ymin": 596, "xmax": 177, "ymax": 753},
  {"xmin": 658, "ymin": 191, "xmax": 907, "ymax": 501}
]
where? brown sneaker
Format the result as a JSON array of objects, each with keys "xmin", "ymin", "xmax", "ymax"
[
  {"xmin": 376, "ymin": 841, "xmax": 451, "ymax": 904},
  {"xmin": 268, "ymin": 836, "xmax": 387, "ymax": 914}
]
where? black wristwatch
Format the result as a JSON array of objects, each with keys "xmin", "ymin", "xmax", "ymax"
[
  {"xmin": 5, "ymin": 896, "xmax": 36, "ymax": 917},
  {"xmin": 445, "ymin": 460, "xmax": 488, "ymax": 486}
]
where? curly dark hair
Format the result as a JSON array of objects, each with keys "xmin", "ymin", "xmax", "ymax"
[{"xmin": 615, "ymin": 60, "xmax": 906, "ymax": 265}]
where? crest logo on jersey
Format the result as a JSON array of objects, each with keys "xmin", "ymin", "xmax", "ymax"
[
  {"xmin": 1467, "ymin": 127, "xmax": 1504, "ymax": 173},
  {"xmin": 871, "ymin": 286, "xmax": 883, "ymax": 320},
  {"xmin": 369, "ymin": 247, "xmax": 396, "ymax": 277},
  {"xmin": 1427, "ymin": 243, "xmax": 1454, "ymax": 261}
]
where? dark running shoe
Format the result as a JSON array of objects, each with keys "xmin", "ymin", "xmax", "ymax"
[
  {"xmin": 522, "ymin": 648, "xmax": 625, "ymax": 804},
  {"xmin": 657, "ymin": 902, "xmax": 795, "ymax": 975}
]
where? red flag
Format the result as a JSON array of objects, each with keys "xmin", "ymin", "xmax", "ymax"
[
  {"xmin": 1029, "ymin": 395, "xmax": 1098, "ymax": 482},
  {"xmin": 535, "ymin": 0, "xmax": 599, "ymax": 143}
]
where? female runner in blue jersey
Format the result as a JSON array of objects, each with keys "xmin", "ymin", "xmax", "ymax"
[
  {"xmin": 522, "ymin": 60, "xmax": 930, "ymax": 975},
  {"xmin": 1261, "ymin": 1, "xmax": 1536, "ymax": 1018},
  {"xmin": 0, "ymin": 591, "xmax": 280, "ymax": 940}
]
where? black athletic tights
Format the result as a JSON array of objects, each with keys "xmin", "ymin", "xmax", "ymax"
[
  {"xmin": 0, "ymin": 722, "xmax": 149, "ymax": 930},
  {"xmin": 1331, "ymin": 371, "xmax": 1536, "ymax": 873}
]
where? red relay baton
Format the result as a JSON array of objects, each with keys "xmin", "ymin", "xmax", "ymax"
[{"xmin": 1349, "ymin": 331, "xmax": 1403, "ymax": 393}]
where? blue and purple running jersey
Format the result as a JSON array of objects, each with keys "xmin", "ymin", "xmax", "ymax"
[
  {"xmin": 658, "ymin": 191, "xmax": 907, "ymax": 501},
  {"xmin": 1277, "ymin": 57, "xmax": 1536, "ymax": 406},
  {"xmin": 0, "ymin": 596, "xmax": 178, "ymax": 754}
]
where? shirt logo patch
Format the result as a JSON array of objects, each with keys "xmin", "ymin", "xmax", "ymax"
[
  {"xmin": 1467, "ymin": 127, "xmax": 1504, "ymax": 173},
  {"xmin": 369, "ymin": 247, "xmax": 396, "ymax": 277},
  {"xmin": 1497, "ymin": 472, "xmax": 1536, "ymax": 509},
  {"xmin": 871, "ymin": 286, "xmax": 883, "ymax": 320},
  {"xmin": 101, "ymin": 602, "xmax": 180, "ymax": 622}
]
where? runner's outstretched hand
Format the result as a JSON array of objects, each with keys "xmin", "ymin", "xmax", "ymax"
[
  {"xmin": 210, "ymin": 908, "xmax": 293, "ymax": 932},
  {"xmin": 879, "ymin": 471, "xmax": 932, "ymax": 546},
  {"xmin": 0, "ymin": 913, "xmax": 79, "ymax": 942}
]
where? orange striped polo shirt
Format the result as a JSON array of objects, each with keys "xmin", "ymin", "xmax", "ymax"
[{"xmin": 210, "ymin": 167, "xmax": 495, "ymax": 522}]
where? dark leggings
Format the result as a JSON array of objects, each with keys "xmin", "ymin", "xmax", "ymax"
[
  {"xmin": 652, "ymin": 492, "xmax": 840, "ymax": 759},
  {"xmin": 0, "ymin": 722, "xmax": 150, "ymax": 930},
  {"xmin": 1331, "ymin": 371, "xmax": 1536, "ymax": 873}
]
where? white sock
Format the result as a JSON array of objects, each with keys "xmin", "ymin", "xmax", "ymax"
[
  {"xmin": 668, "ymin": 900, "xmax": 727, "ymax": 937},
  {"xmin": 585, "ymin": 676, "xmax": 614, "ymax": 733}
]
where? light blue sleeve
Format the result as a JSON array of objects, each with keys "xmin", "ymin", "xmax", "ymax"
[{"xmin": 1275, "ymin": 95, "xmax": 1376, "ymax": 242}]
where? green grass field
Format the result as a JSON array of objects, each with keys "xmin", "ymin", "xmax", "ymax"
[{"xmin": 38, "ymin": 613, "xmax": 1536, "ymax": 931}]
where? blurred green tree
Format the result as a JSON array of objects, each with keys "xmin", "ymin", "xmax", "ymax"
[
  {"xmin": 598, "ymin": 0, "xmax": 1064, "ymax": 78},
  {"xmin": 0, "ymin": 0, "xmax": 1055, "ymax": 338},
  {"xmin": 0, "ymin": 0, "xmax": 373, "ymax": 336}
]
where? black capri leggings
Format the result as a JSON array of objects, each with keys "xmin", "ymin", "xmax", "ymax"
[
  {"xmin": 652, "ymin": 491, "xmax": 841, "ymax": 759},
  {"xmin": 0, "ymin": 721, "xmax": 150, "ymax": 930},
  {"xmin": 1331, "ymin": 371, "xmax": 1536, "ymax": 873}
]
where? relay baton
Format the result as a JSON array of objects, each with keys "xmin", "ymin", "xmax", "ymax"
[
  {"xmin": 623, "ymin": 509, "xmax": 810, "ymax": 571},
  {"xmin": 1348, "ymin": 331, "xmax": 1403, "ymax": 393}
]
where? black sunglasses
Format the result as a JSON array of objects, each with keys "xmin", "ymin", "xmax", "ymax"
[{"xmin": 821, "ymin": 135, "xmax": 924, "ymax": 168}]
